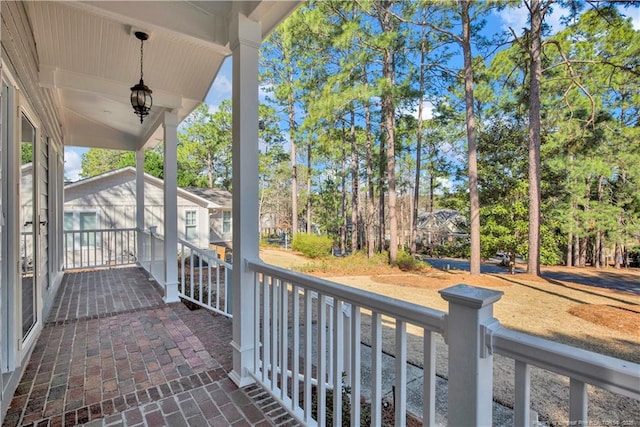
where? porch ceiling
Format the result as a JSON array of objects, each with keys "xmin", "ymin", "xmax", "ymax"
[{"xmin": 26, "ymin": 1, "xmax": 298, "ymax": 151}]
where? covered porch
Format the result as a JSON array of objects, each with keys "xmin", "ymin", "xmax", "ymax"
[
  {"xmin": 1, "ymin": 1, "xmax": 638, "ymax": 426},
  {"xmin": 2, "ymin": 267, "xmax": 291, "ymax": 426}
]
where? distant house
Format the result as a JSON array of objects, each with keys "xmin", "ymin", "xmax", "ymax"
[
  {"xmin": 64, "ymin": 167, "xmax": 232, "ymax": 249},
  {"xmin": 416, "ymin": 209, "xmax": 468, "ymax": 246}
]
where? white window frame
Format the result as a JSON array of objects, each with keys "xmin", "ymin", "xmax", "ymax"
[
  {"xmin": 185, "ymin": 209, "xmax": 198, "ymax": 242},
  {"xmin": 223, "ymin": 210, "xmax": 232, "ymax": 234},
  {"xmin": 64, "ymin": 210, "xmax": 101, "ymax": 248}
]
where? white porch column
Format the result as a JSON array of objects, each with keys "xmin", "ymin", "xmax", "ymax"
[
  {"xmin": 439, "ymin": 285, "xmax": 503, "ymax": 427},
  {"xmin": 135, "ymin": 149, "xmax": 145, "ymax": 265},
  {"xmin": 163, "ymin": 111, "xmax": 180, "ymax": 303},
  {"xmin": 229, "ymin": 13, "xmax": 261, "ymax": 387}
]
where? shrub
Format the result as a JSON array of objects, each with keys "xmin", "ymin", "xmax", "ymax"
[
  {"xmin": 396, "ymin": 250, "xmax": 420, "ymax": 271},
  {"xmin": 292, "ymin": 233, "xmax": 333, "ymax": 259}
]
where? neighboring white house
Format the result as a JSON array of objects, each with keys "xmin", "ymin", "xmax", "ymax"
[{"xmin": 64, "ymin": 167, "xmax": 232, "ymax": 249}]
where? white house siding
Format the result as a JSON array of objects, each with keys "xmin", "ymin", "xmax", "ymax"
[
  {"xmin": 209, "ymin": 210, "xmax": 233, "ymax": 245},
  {"xmin": 64, "ymin": 170, "xmax": 211, "ymax": 250},
  {"xmin": 1, "ymin": 1, "xmax": 66, "ymax": 420}
]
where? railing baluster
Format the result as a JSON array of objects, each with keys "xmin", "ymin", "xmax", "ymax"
[
  {"xmin": 423, "ymin": 329, "xmax": 436, "ymax": 427},
  {"xmin": 262, "ymin": 275, "xmax": 271, "ymax": 387},
  {"xmin": 254, "ymin": 271, "xmax": 262, "ymax": 379},
  {"xmin": 332, "ymin": 300, "xmax": 344, "ymax": 427},
  {"xmin": 291, "ymin": 285, "xmax": 300, "ymax": 412},
  {"xmin": 189, "ymin": 251, "xmax": 195, "ymax": 299},
  {"xmin": 279, "ymin": 280, "xmax": 288, "ymax": 402},
  {"xmin": 207, "ymin": 259, "xmax": 212, "ymax": 308},
  {"xmin": 316, "ymin": 293, "xmax": 327, "ymax": 427},
  {"xmin": 304, "ymin": 289, "xmax": 312, "ymax": 424},
  {"xmin": 270, "ymin": 278, "xmax": 279, "ymax": 393},
  {"xmin": 570, "ymin": 378, "xmax": 588, "ymax": 425},
  {"xmin": 213, "ymin": 262, "xmax": 218, "ymax": 309},
  {"xmin": 180, "ymin": 245, "xmax": 185, "ymax": 292},
  {"xmin": 514, "ymin": 360, "xmax": 531, "ymax": 427},
  {"xmin": 350, "ymin": 304, "xmax": 361, "ymax": 426},
  {"xmin": 371, "ymin": 311, "xmax": 382, "ymax": 426},
  {"xmin": 395, "ymin": 319, "xmax": 407, "ymax": 427},
  {"xmin": 198, "ymin": 252, "xmax": 203, "ymax": 304},
  {"xmin": 328, "ymin": 301, "xmax": 334, "ymax": 388}
]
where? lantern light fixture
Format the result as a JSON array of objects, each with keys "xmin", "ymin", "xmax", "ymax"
[{"xmin": 130, "ymin": 31, "xmax": 152, "ymax": 123}]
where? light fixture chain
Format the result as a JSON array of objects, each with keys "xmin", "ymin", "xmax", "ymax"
[{"xmin": 140, "ymin": 38, "xmax": 144, "ymax": 80}]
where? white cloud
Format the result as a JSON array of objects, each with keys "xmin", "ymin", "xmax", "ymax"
[
  {"xmin": 64, "ymin": 148, "xmax": 83, "ymax": 182},
  {"xmin": 497, "ymin": 4, "xmax": 528, "ymax": 35},
  {"xmin": 495, "ymin": 3, "xmax": 569, "ymax": 36},
  {"xmin": 397, "ymin": 99, "xmax": 434, "ymax": 121},
  {"xmin": 434, "ymin": 176, "xmax": 454, "ymax": 195},
  {"xmin": 259, "ymin": 82, "xmax": 273, "ymax": 101}
]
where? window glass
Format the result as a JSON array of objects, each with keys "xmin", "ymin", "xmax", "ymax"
[
  {"xmin": 79, "ymin": 212, "xmax": 97, "ymax": 246},
  {"xmin": 185, "ymin": 210, "xmax": 197, "ymax": 241},
  {"xmin": 223, "ymin": 211, "xmax": 231, "ymax": 233},
  {"xmin": 64, "ymin": 212, "xmax": 74, "ymax": 249}
]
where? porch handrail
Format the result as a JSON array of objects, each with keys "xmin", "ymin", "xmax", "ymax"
[
  {"xmin": 63, "ymin": 227, "xmax": 137, "ymax": 270},
  {"xmin": 243, "ymin": 259, "xmax": 640, "ymax": 427},
  {"xmin": 247, "ymin": 259, "xmax": 446, "ymax": 332},
  {"xmin": 492, "ymin": 327, "xmax": 639, "ymax": 399},
  {"xmin": 177, "ymin": 239, "xmax": 232, "ymax": 317}
]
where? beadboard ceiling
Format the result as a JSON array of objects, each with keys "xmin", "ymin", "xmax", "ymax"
[{"xmin": 24, "ymin": 1, "xmax": 298, "ymax": 151}]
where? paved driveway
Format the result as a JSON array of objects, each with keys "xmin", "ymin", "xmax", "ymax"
[
  {"xmin": 423, "ymin": 257, "xmax": 640, "ymax": 295},
  {"xmin": 423, "ymin": 257, "xmax": 525, "ymax": 274}
]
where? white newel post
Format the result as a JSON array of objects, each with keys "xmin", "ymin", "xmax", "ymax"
[
  {"xmin": 229, "ymin": 13, "xmax": 261, "ymax": 387},
  {"xmin": 439, "ymin": 285, "xmax": 503, "ymax": 427},
  {"xmin": 135, "ymin": 149, "xmax": 145, "ymax": 265},
  {"xmin": 163, "ymin": 111, "xmax": 180, "ymax": 303}
]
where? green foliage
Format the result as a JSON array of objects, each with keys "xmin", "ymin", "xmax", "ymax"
[
  {"xmin": 395, "ymin": 250, "xmax": 420, "ymax": 271},
  {"xmin": 21, "ymin": 144, "xmax": 33, "ymax": 165},
  {"xmin": 80, "ymin": 147, "xmax": 164, "ymax": 179},
  {"xmin": 291, "ymin": 233, "xmax": 333, "ymax": 259}
]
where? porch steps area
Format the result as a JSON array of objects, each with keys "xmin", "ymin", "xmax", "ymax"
[{"xmin": 2, "ymin": 267, "xmax": 297, "ymax": 427}]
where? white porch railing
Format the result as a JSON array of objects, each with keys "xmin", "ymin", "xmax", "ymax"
[
  {"xmin": 63, "ymin": 228, "xmax": 137, "ymax": 270},
  {"xmin": 177, "ymin": 239, "xmax": 233, "ymax": 317},
  {"xmin": 245, "ymin": 259, "xmax": 640, "ymax": 427},
  {"xmin": 247, "ymin": 259, "xmax": 446, "ymax": 426},
  {"xmin": 140, "ymin": 227, "xmax": 165, "ymax": 285}
]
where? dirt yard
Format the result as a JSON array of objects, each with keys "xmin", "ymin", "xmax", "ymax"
[{"xmin": 259, "ymin": 248, "xmax": 640, "ymax": 426}]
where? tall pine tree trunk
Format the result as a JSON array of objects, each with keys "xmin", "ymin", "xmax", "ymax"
[
  {"xmin": 341, "ymin": 129, "xmax": 348, "ymax": 254},
  {"xmin": 376, "ymin": 1, "xmax": 399, "ymax": 263},
  {"xmin": 306, "ymin": 144, "xmax": 312, "ymax": 234},
  {"xmin": 566, "ymin": 231, "xmax": 573, "ymax": 267},
  {"xmin": 461, "ymin": 1, "xmax": 481, "ymax": 275},
  {"xmin": 527, "ymin": 0, "xmax": 543, "ymax": 276},
  {"xmin": 379, "ymin": 135, "xmax": 386, "ymax": 253},
  {"xmin": 579, "ymin": 237, "xmax": 587, "ymax": 268},
  {"xmin": 289, "ymin": 91, "xmax": 298, "ymax": 236},
  {"xmin": 365, "ymin": 95, "xmax": 376, "ymax": 258},
  {"xmin": 411, "ymin": 17, "xmax": 427, "ymax": 256},
  {"xmin": 351, "ymin": 109, "xmax": 359, "ymax": 252}
]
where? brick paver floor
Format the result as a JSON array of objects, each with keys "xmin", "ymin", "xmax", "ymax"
[{"xmin": 3, "ymin": 267, "xmax": 298, "ymax": 427}]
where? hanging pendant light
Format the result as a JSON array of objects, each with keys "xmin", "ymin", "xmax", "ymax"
[{"xmin": 130, "ymin": 31, "xmax": 152, "ymax": 123}]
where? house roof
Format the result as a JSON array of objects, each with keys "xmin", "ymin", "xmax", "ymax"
[
  {"xmin": 25, "ymin": 1, "xmax": 299, "ymax": 152},
  {"xmin": 183, "ymin": 187, "xmax": 232, "ymax": 209},
  {"xmin": 64, "ymin": 166, "xmax": 230, "ymax": 209}
]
